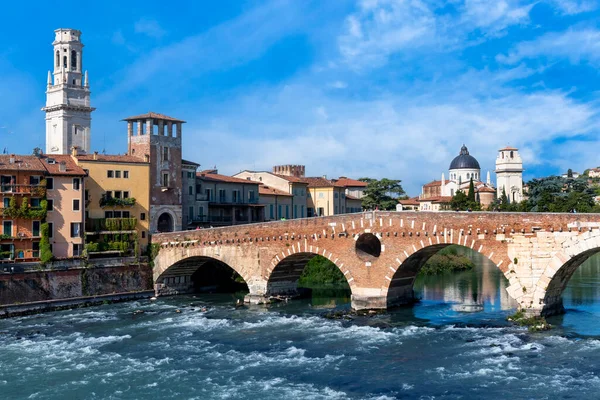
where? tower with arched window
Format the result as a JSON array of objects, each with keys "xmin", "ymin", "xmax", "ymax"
[
  {"xmin": 43, "ymin": 29, "xmax": 94, "ymax": 155},
  {"xmin": 495, "ymin": 146, "xmax": 524, "ymax": 203}
]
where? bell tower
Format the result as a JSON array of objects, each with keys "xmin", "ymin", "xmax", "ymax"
[
  {"xmin": 495, "ymin": 146, "xmax": 524, "ymax": 203},
  {"xmin": 43, "ymin": 29, "xmax": 94, "ymax": 155}
]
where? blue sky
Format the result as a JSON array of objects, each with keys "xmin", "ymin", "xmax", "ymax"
[{"xmin": 1, "ymin": 0, "xmax": 600, "ymax": 195}]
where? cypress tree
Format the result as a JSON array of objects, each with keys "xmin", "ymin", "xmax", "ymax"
[{"xmin": 467, "ymin": 178, "xmax": 476, "ymax": 202}]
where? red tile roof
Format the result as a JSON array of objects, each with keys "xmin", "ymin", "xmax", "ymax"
[
  {"xmin": 423, "ymin": 180, "xmax": 443, "ymax": 187},
  {"xmin": 76, "ymin": 154, "xmax": 149, "ymax": 164},
  {"xmin": 399, "ymin": 197, "xmax": 420, "ymax": 206},
  {"xmin": 197, "ymin": 171, "xmax": 259, "ymax": 184},
  {"xmin": 420, "ymin": 196, "xmax": 452, "ymax": 203},
  {"xmin": 122, "ymin": 112, "xmax": 186, "ymax": 123},
  {"xmin": 259, "ymin": 185, "xmax": 292, "ymax": 197},
  {"xmin": 41, "ymin": 155, "xmax": 86, "ymax": 176},
  {"xmin": 499, "ymin": 146, "xmax": 518, "ymax": 151},
  {"xmin": 272, "ymin": 174, "xmax": 309, "ymax": 184},
  {"xmin": 334, "ymin": 177, "xmax": 368, "ymax": 187},
  {"xmin": 0, "ymin": 155, "xmax": 46, "ymax": 172},
  {"xmin": 302, "ymin": 177, "xmax": 345, "ymax": 188},
  {"xmin": 477, "ymin": 186, "xmax": 496, "ymax": 193}
]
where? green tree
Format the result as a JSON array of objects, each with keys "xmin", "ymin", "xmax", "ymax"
[
  {"xmin": 467, "ymin": 178, "xmax": 476, "ymax": 202},
  {"xmin": 359, "ymin": 178, "xmax": 405, "ymax": 210},
  {"xmin": 40, "ymin": 222, "xmax": 53, "ymax": 265},
  {"xmin": 524, "ymin": 176, "xmax": 596, "ymax": 213},
  {"xmin": 451, "ymin": 190, "xmax": 469, "ymax": 210}
]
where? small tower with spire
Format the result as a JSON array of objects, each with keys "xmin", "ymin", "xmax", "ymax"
[{"xmin": 42, "ymin": 29, "xmax": 94, "ymax": 155}]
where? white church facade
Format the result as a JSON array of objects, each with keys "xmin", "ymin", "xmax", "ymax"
[
  {"xmin": 42, "ymin": 29, "xmax": 94, "ymax": 155},
  {"xmin": 408, "ymin": 144, "xmax": 524, "ymax": 211}
]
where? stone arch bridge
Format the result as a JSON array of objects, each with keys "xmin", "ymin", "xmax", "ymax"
[{"xmin": 151, "ymin": 211, "xmax": 600, "ymax": 316}]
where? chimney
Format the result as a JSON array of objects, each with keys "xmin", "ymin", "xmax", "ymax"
[
  {"xmin": 59, "ymin": 161, "xmax": 66, "ymax": 172},
  {"xmin": 9, "ymin": 154, "xmax": 15, "ymax": 164},
  {"xmin": 93, "ymin": 151, "xmax": 98, "ymax": 160},
  {"xmin": 71, "ymin": 146, "xmax": 79, "ymax": 156}
]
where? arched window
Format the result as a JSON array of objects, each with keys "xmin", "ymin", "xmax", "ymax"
[
  {"xmin": 55, "ymin": 51, "xmax": 59, "ymax": 67},
  {"xmin": 502, "ymin": 152, "xmax": 504, "ymax": 159},
  {"xmin": 510, "ymin": 151, "xmax": 514, "ymax": 158},
  {"xmin": 71, "ymin": 50, "xmax": 77, "ymax": 69},
  {"xmin": 63, "ymin": 56, "xmax": 67, "ymax": 69}
]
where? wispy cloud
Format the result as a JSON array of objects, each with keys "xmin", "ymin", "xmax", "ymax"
[
  {"xmin": 460, "ymin": 0, "xmax": 534, "ymax": 34},
  {"xmin": 338, "ymin": 0, "xmax": 438, "ymax": 68},
  {"xmin": 497, "ymin": 28, "xmax": 600, "ymax": 65},
  {"xmin": 181, "ymin": 79, "xmax": 598, "ymax": 194},
  {"xmin": 97, "ymin": 0, "xmax": 307, "ymax": 103},
  {"xmin": 134, "ymin": 17, "xmax": 167, "ymax": 39},
  {"xmin": 546, "ymin": 0, "xmax": 598, "ymax": 14},
  {"xmin": 337, "ymin": 0, "xmax": 536, "ymax": 70}
]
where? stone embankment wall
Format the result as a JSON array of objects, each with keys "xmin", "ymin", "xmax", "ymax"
[{"xmin": 0, "ymin": 258, "xmax": 152, "ymax": 306}]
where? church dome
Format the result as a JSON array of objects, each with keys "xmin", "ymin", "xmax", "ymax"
[{"xmin": 449, "ymin": 145, "xmax": 480, "ymax": 170}]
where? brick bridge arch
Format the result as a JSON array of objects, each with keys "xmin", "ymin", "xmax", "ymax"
[{"xmin": 152, "ymin": 211, "xmax": 600, "ymax": 316}]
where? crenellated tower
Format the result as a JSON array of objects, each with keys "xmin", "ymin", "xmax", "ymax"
[{"xmin": 43, "ymin": 29, "xmax": 94, "ymax": 155}]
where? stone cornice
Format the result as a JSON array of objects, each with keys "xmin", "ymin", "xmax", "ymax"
[{"xmin": 41, "ymin": 104, "xmax": 96, "ymax": 113}]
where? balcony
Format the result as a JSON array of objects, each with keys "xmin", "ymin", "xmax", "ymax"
[
  {"xmin": 0, "ymin": 184, "xmax": 46, "ymax": 197},
  {"xmin": 99, "ymin": 196, "xmax": 136, "ymax": 208},
  {"xmin": 208, "ymin": 198, "xmax": 260, "ymax": 205},
  {"xmin": 85, "ymin": 217, "xmax": 137, "ymax": 233},
  {"xmin": 196, "ymin": 193, "xmax": 209, "ymax": 201}
]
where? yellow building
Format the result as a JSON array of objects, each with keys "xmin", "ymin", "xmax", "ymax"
[
  {"xmin": 74, "ymin": 152, "xmax": 150, "ymax": 253},
  {"xmin": 304, "ymin": 177, "xmax": 346, "ymax": 217}
]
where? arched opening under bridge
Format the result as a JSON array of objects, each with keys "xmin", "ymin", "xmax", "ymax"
[
  {"xmin": 156, "ymin": 256, "xmax": 248, "ymax": 297},
  {"xmin": 267, "ymin": 252, "xmax": 351, "ymax": 306},
  {"xmin": 542, "ymin": 248, "xmax": 600, "ymax": 320},
  {"xmin": 387, "ymin": 244, "xmax": 516, "ymax": 317}
]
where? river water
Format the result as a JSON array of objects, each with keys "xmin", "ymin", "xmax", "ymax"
[{"xmin": 2, "ymin": 254, "xmax": 600, "ymax": 399}]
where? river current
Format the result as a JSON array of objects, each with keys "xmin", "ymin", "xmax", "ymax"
[{"xmin": 2, "ymin": 254, "xmax": 600, "ymax": 399}]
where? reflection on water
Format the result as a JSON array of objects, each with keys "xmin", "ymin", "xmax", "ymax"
[
  {"xmin": 414, "ymin": 248, "xmax": 517, "ymax": 311},
  {"xmin": 296, "ymin": 250, "xmax": 600, "ymax": 335},
  {"xmin": 411, "ymin": 248, "xmax": 517, "ymax": 325},
  {"xmin": 548, "ymin": 253, "xmax": 600, "ymax": 336}
]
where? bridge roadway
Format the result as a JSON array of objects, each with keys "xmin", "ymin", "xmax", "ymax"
[{"xmin": 151, "ymin": 211, "xmax": 600, "ymax": 316}]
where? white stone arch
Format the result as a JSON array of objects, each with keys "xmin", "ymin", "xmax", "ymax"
[
  {"xmin": 383, "ymin": 239, "xmax": 519, "ymax": 308},
  {"xmin": 535, "ymin": 230, "xmax": 600, "ymax": 316}
]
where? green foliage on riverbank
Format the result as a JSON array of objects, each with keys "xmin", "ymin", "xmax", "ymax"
[
  {"xmin": 299, "ymin": 255, "xmax": 349, "ymax": 286},
  {"xmin": 419, "ymin": 245, "xmax": 474, "ymax": 275},
  {"xmin": 508, "ymin": 310, "xmax": 551, "ymax": 332}
]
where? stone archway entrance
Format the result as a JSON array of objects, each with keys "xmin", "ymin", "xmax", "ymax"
[{"xmin": 157, "ymin": 212, "xmax": 174, "ymax": 233}]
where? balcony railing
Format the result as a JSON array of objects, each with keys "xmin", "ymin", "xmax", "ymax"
[
  {"xmin": 99, "ymin": 196, "xmax": 136, "ymax": 208},
  {"xmin": 0, "ymin": 184, "xmax": 46, "ymax": 196},
  {"xmin": 208, "ymin": 198, "xmax": 259, "ymax": 205},
  {"xmin": 196, "ymin": 193, "xmax": 209, "ymax": 201},
  {"xmin": 85, "ymin": 217, "xmax": 137, "ymax": 232}
]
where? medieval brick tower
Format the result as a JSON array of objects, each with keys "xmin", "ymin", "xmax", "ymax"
[
  {"xmin": 43, "ymin": 29, "xmax": 94, "ymax": 154},
  {"xmin": 125, "ymin": 112, "xmax": 184, "ymax": 233}
]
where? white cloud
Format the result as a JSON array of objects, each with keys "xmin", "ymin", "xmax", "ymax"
[
  {"xmin": 460, "ymin": 0, "xmax": 533, "ymax": 33},
  {"xmin": 134, "ymin": 18, "xmax": 166, "ymax": 39},
  {"xmin": 498, "ymin": 28, "xmax": 600, "ymax": 65},
  {"xmin": 546, "ymin": 0, "xmax": 598, "ymax": 14},
  {"xmin": 180, "ymin": 81, "xmax": 598, "ymax": 194},
  {"xmin": 338, "ymin": 0, "xmax": 438, "ymax": 68},
  {"xmin": 98, "ymin": 0, "xmax": 307, "ymax": 103},
  {"xmin": 337, "ymin": 0, "xmax": 536, "ymax": 70},
  {"xmin": 328, "ymin": 80, "xmax": 348, "ymax": 89}
]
